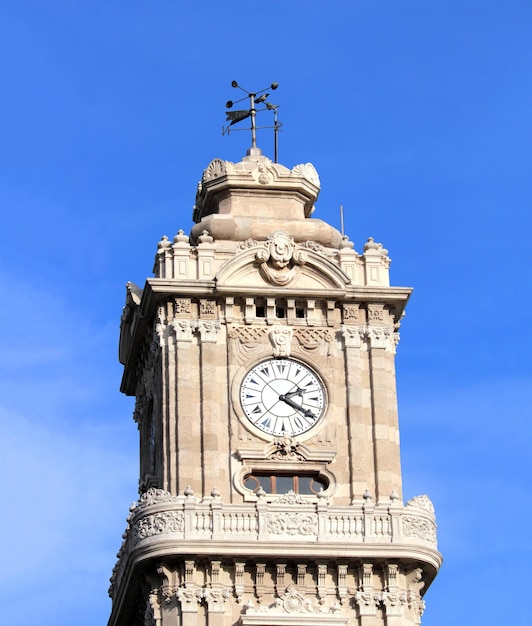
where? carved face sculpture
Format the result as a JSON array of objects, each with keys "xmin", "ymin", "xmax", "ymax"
[
  {"xmin": 267, "ymin": 230, "xmax": 295, "ymax": 269},
  {"xmin": 240, "ymin": 358, "xmax": 326, "ymax": 436}
]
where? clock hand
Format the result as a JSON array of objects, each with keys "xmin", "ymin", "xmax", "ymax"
[
  {"xmin": 283, "ymin": 387, "xmax": 304, "ymax": 399},
  {"xmin": 278, "ymin": 394, "xmax": 317, "ymax": 420}
]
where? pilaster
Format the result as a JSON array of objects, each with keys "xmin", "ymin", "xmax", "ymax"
[
  {"xmin": 341, "ymin": 312, "xmax": 375, "ymax": 499},
  {"xmin": 366, "ymin": 306, "xmax": 402, "ymax": 501}
]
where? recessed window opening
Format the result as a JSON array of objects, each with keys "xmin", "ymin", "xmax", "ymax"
[
  {"xmin": 295, "ymin": 307, "xmax": 305, "ymax": 319},
  {"xmin": 276, "ymin": 305, "xmax": 286, "ymax": 318},
  {"xmin": 256, "ymin": 300, "xmax": 266, "ymax": 317},
  {"xmin": 244, "ymin": 473, "xmax": 328, "ymax": 495}
]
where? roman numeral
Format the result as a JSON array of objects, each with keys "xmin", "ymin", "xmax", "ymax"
[{"xmin": 260, "ymin": 417, "xmax": 271, "ymax": 430}]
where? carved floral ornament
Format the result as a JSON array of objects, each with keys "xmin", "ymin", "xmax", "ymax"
[{"xmin": 243, "ymin": 585, "xmax": 341, "ymax": 616}]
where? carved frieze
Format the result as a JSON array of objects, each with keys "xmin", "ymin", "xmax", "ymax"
[
  {"xmin": 228, "ymin": 325, "xmax": 269, "ymax": 364},
  {"xmin": 293, "ymin": 327, "xmax": 333, "ymax": 357},
  {"xmin": 266, "ymin": 512, "xmax": 318, "ymax": 536},
  {"xmin": 401, "ymin": 515, "xmax": 437, "ymax": 545},
  {"xmin": 244, "ymin": 584, "xmax": 341, "ymax": 617},
  {"xmin": 132, "ymin": 511, "xmax": 185, "ymax": 544}
]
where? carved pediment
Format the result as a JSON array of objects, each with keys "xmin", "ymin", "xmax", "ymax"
[{"xmin": 216, "ymin": 231, "xmax": 351, "ymax": 291}]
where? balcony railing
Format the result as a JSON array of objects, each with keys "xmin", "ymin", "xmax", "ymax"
[{"xmin": 109, "ymin": 488, "xmax": 437, "ymax": 599}]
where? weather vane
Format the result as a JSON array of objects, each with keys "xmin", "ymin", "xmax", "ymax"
[{"xmin": 223, "ymin": 80, "xmax": 282, "ymax": 162}]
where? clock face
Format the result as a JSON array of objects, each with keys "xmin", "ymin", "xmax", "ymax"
[{"xmin": 240, "ymin": 358, "xmax": 326, "ymax": 436}]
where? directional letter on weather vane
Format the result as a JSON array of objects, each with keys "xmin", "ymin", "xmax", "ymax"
[{"xmin": 223, "ymin": 80, "xmax": 282, "ymax": 163}]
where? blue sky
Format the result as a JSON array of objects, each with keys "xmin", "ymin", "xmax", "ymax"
[{"xmin": 0, "ymin": 2, "xmax": 531, "ymax": 624}]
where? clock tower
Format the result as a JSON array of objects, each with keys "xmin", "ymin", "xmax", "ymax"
[{"xmin": 108, "ymin": 148, "xmax": 441, "ymax": 626}]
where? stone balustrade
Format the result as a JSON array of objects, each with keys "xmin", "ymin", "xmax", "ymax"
[{"xmin": 109, "ymin": 490, "xmax": 438, "ymax": 600}]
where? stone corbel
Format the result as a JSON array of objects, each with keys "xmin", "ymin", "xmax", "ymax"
[
  {"xmin": 317, "ymin": 561, "xmax": 328, "ymax": 604},
  {"xmin": 336, "ymin": 563, "xmax": 348, "ymax": 605},
  {"xmin": 234, "ymin": 561, "xmax": 245, "ymax": 603},
  {"xmin": 354, "ymin": 564, "xmax": 378, "ymax": 617},
  {"xmin": 255, "ymin": 563, "xmax": 266, "ymax": 602},
  {"xmin": 381, "ymin": 563, "xmax": 405, "ymax": 617}
]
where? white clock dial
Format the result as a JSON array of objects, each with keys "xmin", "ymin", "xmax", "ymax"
[{"xmin": 240, "ymin": 358, "xmax": 326, "ymax": 436}]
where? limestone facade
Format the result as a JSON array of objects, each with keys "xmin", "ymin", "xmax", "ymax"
[{"xmin": 108, "ymin": 153, "xmax": 441, "ymax": 626}]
